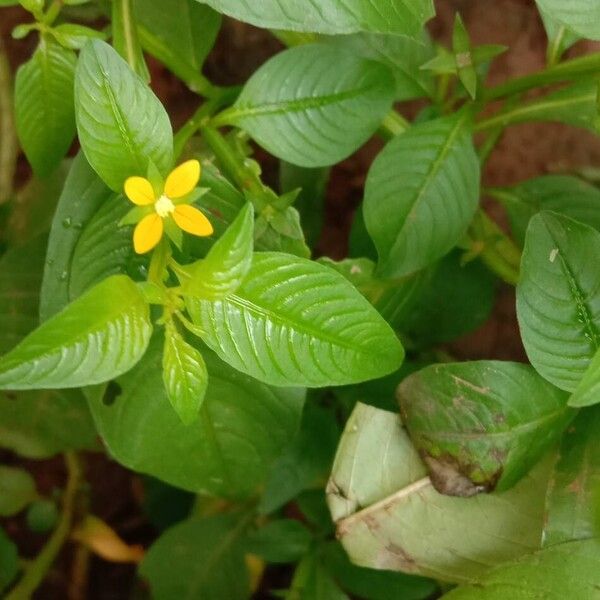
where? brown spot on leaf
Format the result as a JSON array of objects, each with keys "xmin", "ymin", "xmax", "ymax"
[{"xmin": 423, "ymin": 454, "xmax": 498, "ymax": 497}]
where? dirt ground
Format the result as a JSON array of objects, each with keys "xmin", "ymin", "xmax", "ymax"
[{"xmin": 1, "ymin": 0, "xmax": 600, "ymax": 597}]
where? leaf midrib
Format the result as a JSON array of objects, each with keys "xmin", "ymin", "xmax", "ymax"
[{"xmin": 219, "ymin": 83, "xmax": 377, "ymax": 124}]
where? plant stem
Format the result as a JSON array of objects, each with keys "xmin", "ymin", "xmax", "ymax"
[
  {"xmin": 0, "ymin": 37, "xmax": 17, "ymax": 205},
  {"xmin": 6, "ymin": 452, "xmax": 82, "ymax": 600},
  {"xmin": 467, "ymin": 210, "xmax": 521, "ymax": 286},
  {"xmin": 43, "ymin": 0, "xmax": 64, "ymax": 26},
  {"xmin": 378, "ymin": 110, "xmax": 409, "ymax": 140},
  {"xmin": 484, "ymin": 51, "xmax": 600, "ymax": 101}
]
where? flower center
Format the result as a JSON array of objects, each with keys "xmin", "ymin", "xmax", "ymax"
[{"xmin": 154, "ymin": 195, "xmax": 175, "ymax": 218}]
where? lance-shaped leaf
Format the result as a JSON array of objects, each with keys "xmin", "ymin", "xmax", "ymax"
[
  {"xmin": 544, "ymin": 407, "xmax": 600, "ymax": 545},
  {"xmin": 186, "ymin": 252, "xmax": 405, "ymax": 387},
  {"xmin": 136, "ymin": 0, "xmax": 221, "ymax": 92},
  {"xmin": 442, "ymin": 539, "xmax": 600, "ymax": 599},
  {"xmin": 0, "ymin": 389, "xmax": 97, "ymax": 459},
  {"xmin": 196, "ymin": 0, "xmax": 435, "ymax": 36},
  {"xmin": 535, "ymin": 0, "xmax": 600, "ymax": 41},
  {"xmin": 182, "ymin": 203, "xmax": 254, "ymax": 300},
  {"xmin": 491, "ymin": 175, "xmax": 600, "ymax": 247},
  {"xmin": 398, "ymin": 361, "xmax": 573, "ymax": 495},
  {"xmin": 327, "ymin": 403, "xmax": 550, "ymax": 584},
  {"xmin": 364, "ymin": 114, "xmax": 480, "ymax": 278},
  {"xmin": 215, "ymin": 44, "xmax": 395, "ymax": 168},
  {"xmin": 0, "ymin": 275, "xmax": 152, "ymax": 390},
  {"xmin": 140, "ymin": 513, "xmax": 250, "ymax": 599},
  {"xmin": 14, "ymin": 37, "xmax": 76, "ymax": 177},
  {"xmin": 517, "ymin": 212, "xmax": 600, "ymax": 392},
  {"xmin": 162, "ymin": 323, "xmax": 208, "ymax": 425},
  {"xmin": 87, "ymin": 336, "xmax": 305, "ymax": 497},
  {"xmin": 75, "ymin": 40, "xmax": 173, "ymax": 191}
]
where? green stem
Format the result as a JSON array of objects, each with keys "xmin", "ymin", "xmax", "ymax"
[
  {"xmin": 378, "ymin": 110, "xmax": 410, "ymax": 140},
  {"xmin": 111, "ymin": 0, "xmax": 149, "ymax": 81},
  {"xmin": 484, "ymin": 51, "xmax": 600, "ymax": 101},
  {"xmin": 201, "ymin": 125, "xmax": 270, "ymax": 205},
  {"xmin": 173, "ymin": 92, "xmax": 239, "ymax": 159},
  {"xmin": 6, "ymin": 453, "xmax": 82, "ymax": 600},
  {"xmin": 0, "ymin": 37, "xmax": 17, "ymax": 205},
  {"xmin": 467, "ymin": 210, "xmax": 521, "ymax": 286}
]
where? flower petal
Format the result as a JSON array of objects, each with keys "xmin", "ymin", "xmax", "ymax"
[
  {"xmin": 133, "ymin": 214, "xmax": 164, "ymax": 254},
  {"xmin": 124, "ymin": 176, "xmax": 156, "ymax": 206},
  {"xmin": 164, "ymin": 160, "xmax": 201, "ymax": 199},
  {"xmin": 173, "ymin": 205, "xmax": 213, "ymax": 237}
]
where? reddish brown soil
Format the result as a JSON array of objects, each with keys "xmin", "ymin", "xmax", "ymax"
[{"xmin": 1, "ymin": 1, "xmax": 600, "ymax": 597}]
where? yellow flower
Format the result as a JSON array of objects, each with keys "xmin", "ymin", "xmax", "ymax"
[{"xmin": 123, "ymin": 160, "xmax": 213, "ymax": 254}]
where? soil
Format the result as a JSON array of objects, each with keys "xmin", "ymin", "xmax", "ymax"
[{"xmin": 1, "ymin": 1, "xmax": 599, "ymax": 597}]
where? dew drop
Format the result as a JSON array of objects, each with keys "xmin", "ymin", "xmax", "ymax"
[
  {"xmin": 62, "ymin": 217, "xmax": 72, "ymax": 228},
  {"xmin": 59, "ymin": 270, "xmax": 68, "ymax": 281}
]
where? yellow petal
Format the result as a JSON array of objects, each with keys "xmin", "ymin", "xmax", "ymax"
[
  {"xmin": 124, "ymin": 176, "xmax": 156, "ymax": 206},
  {"xmin": 173, "ymin": 205, "xmax": 213, "ymax": 236},
  {"xmin": 133, "ymin": 214, "xmax": 164, "ymax": 254},
  {"xmin": 164, "ymin": 160, "xmax": 201, "ymax": 199}
]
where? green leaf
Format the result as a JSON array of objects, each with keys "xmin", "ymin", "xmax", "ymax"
[
  {"xmin": 398, "ymin": 361, "xmax": 573, "ymax": 495},
  {"xmin": 570, "ymin": 349, "xmax": 600, "ymax": 407},
  {"xmin": 544, "ymin": 408, "xmax": 600, "ymax": 545},
  {"xmin": 136, "ymin": 0, "xmax": 221, "ymax": 92},
  {"xmin": 364, "ymin": 114, "xmax": 480, "ymax": 278},
  {"xmin": 162, "ymin": 322, "xmax": 208, "ymax": 425},
  {"xmin": 491, "ymin": 175, "xmax": 600, "ymax": 247},
  {"xmin": 196, "ymin": 0, "xmax": 435, "ymax": 36},
  {"xmin": 323, "ymin": 541, "xmax": 437, "ymax": 600},
  {"xmin": 26, "ymin": 500, "xmax": 59, "ymax": 533},
  {"xmin": 326, "ymin": 32, "xmax": 435, "ymax": 101},
  {"xmin": 40, "ymin": 153, "xmax": 112, "ymax": 319},
  {"xmin": 287, "ymin": 552, "xmax": 349, "ymax": 600},
  {"xmin": 182, "ymin": 203, "xmax": 254, "ymax": 300},
  {"xmin": 516, "ymin": 212, "xmax": 600, "ymax": 392},
  {"xmin": 14, "ymin": 37, "xmax": 76, "ymax": 177},
  {"xmin": 74, "ymin": 40, "xmax": 173, "ymax": 191},
  {"xmin": 441, "ymin": 539, "xmax": 600, "ymax": 599},
  {"xmin": 328, "ymin": 403, "xmax": 551, "ymax": 583},
  {"xmin": 186, "ymin": 252, "xmax": 404, "ymax": 387},
  {"xmin": 50, "ymin": 24, "xmax": 107, "ymax": 50},
  {"xmin": 0, "ymin": 236, "xmax": 46, "ymax": 354},
  {"xmin": 0, "ymin": 389, "xmax": 97, "ymax": 458},
  {"xmin": 540, "ymin": 9, "xmax": 580, "ymax": 64},
  {"xmin": 245, "ymin": 519, "xmax": 312, "ymax": 563},
  {"xmin": 87, "ymin": 336, "xmax": 305, "ymax": 497},
  {"xmin": 140, "ymin": 513, "xmax": 251, "ymax": 600},
  {"xmin": 535, "ymin": 0, "xmax": 600, "ymax": 41},
  {"xmin": 0, "ymin": 275, "xmax": 152, "ymax": 390},
  {"xmin": 260, "ymin": 404, "xmax": 340, "ymax": 514},
  {"xmin": 0, "ymin": 466, "xmax": 37, "ymax": 516},
  {"xmin": 0, "ymin": 527, "xmax": 18, "ymax": 594},
  {"xmin": 216, "ymin": 44, "xmax": 395, "ymax": 168},
  {"xmin": 404, "ymin": 251, "xmax": 496, "ymax": 346}
]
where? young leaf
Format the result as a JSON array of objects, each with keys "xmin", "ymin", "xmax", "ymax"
[
  {"xmin": 539, "ymin": 9, "xmax": 580, "ymax": 64},
  {"xmin": 196, "ymin": 0, "xmax": 435, "ymax": 36},
  {"xmin": 140, "ymin": 514, "xmax": 251, "ymax": 600},
  {"xmin": 162, "ymin": 323, "xmax": 208, "ymax": 425},
  {"xmin": 0, "ymin": 466, "xmax": 37, "ymax": 516},
  {"xmin": 0, "ymin": 275, "xmax": 152, "ymax": 390},
  {"xmin": 364, "ymin": 114, "xmax": 480, "ymax": 278},
  {"xmin": 74, "ymin": 40, "xmax": 173, "ymax": 191},
  {"xmin": 544, "ymin": 408, "xmax": 600, "ymax": 546},
  {"xmin": 216, "ymin": 44, "xmax": 395, "ymax": 168},
  {"xmin": 136, "ymin": 0, "xmax": 221, "ymax": 91},
  {"xmin": 535, "ymin": 0, "xmax": 600, "ymax": 41},
  {"xmin": 491, "ymin": 175, "xmax": 600, "ymax": 246},
  {"xmin": 328, "ymin": 403, "xmax": 551, "ymax": 583},
  {"xmin": 182, "ymin": 203, "xmax": 254, "ymax": 300},
  {"xmin": 86, "ymin": 336, "xmax": 305, "ymax": 497},
  {"xmin": 14, "ymin": 37, "xmax": 76, "ymax": 177},
  {"xmin": 186, "ymin": 252, "xmax": 405, "ymax": 387},
  {"xmin": 0, "ymin": 389, "xmax": 97, "ymax": 459},
  {"xmin": 441, "ymin": 539, "xmax": 600, "ymax": 599},
  {"xmin": 325, "ymin": 32, "xmax": 435, "ymax": 101},
  {"xmin": 516, "ymin": 212, "xmax": 600, "ymax": 392},
  {"xmin": 398, "ymin": 361, "xmax": 573, "ymax": 495}
]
